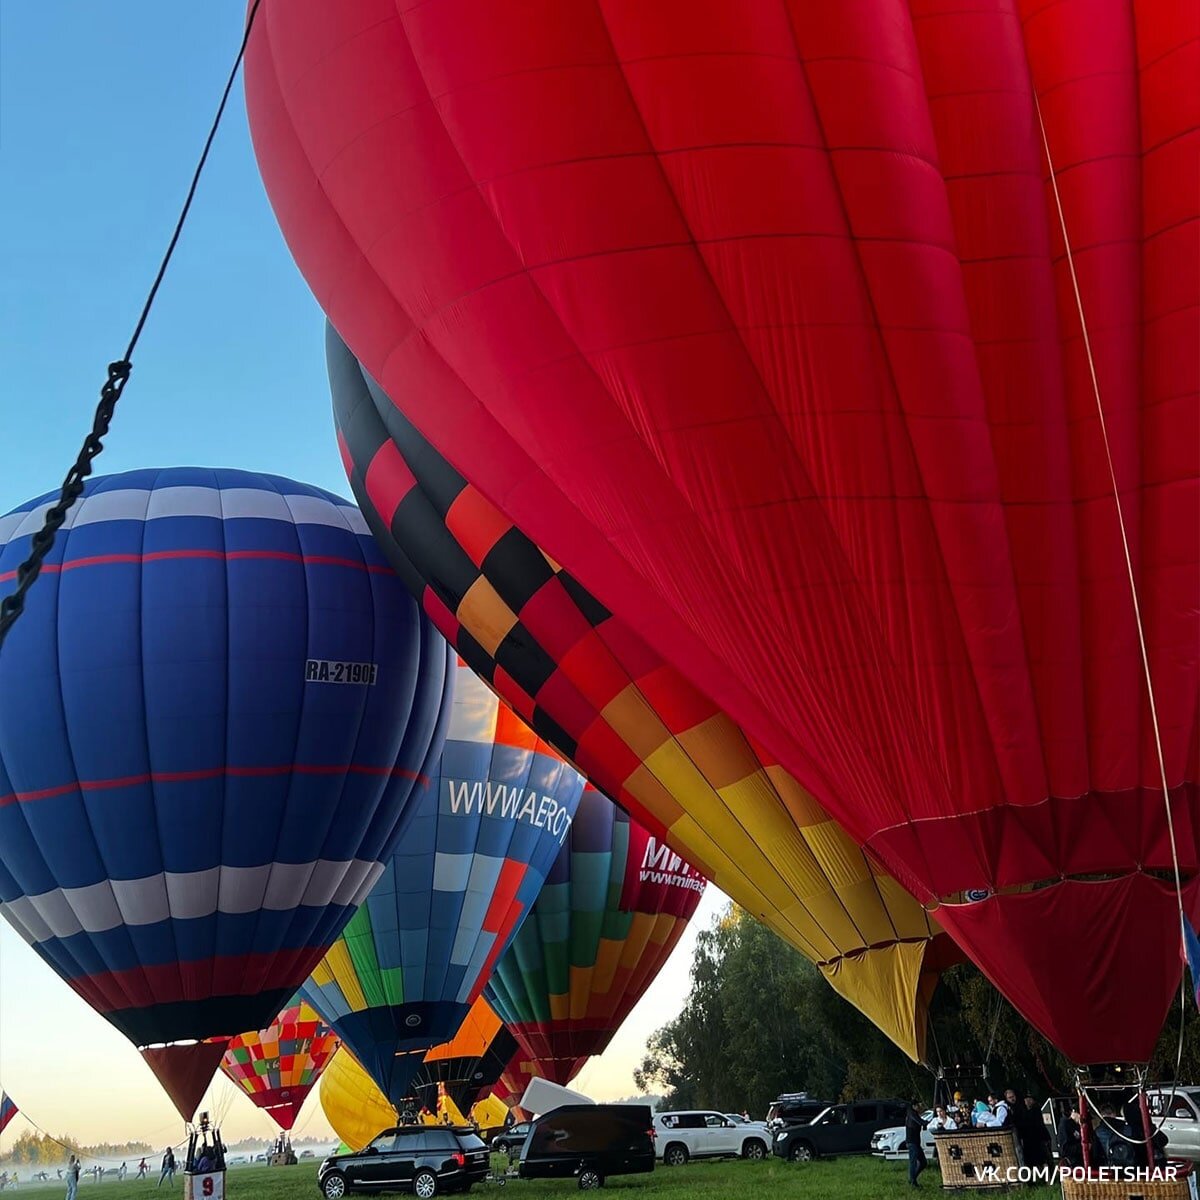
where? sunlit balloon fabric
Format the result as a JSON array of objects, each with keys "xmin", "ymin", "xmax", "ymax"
[
  {"xmin": 249, "ymin": 3, "xmax": 1199, "ymax": 1065},
  {"xmin": 409, "ymin": 996, "xmax": 517, "ymax": 1113},
  {"xmin": 300, "ymin": 656, "xmax": 583, "ymax": 1103},
  {"xmin": 0, "ymin": 468, "xmax": 454, "ymax": 1115},
  {"xmin": 326, "ymin": 324, "xmax": 949, "ymax": 1061},
  {"xmin": 484, "ymin": 785, "xmax": 706, "ymax": 1084},
  {"xmin": 319, "ymin": 1048, "xmax": 396, "ymax": 1153},
  {"xmin": 221, "ymin": 999, "xmax": 339, "ymax": 1130}
]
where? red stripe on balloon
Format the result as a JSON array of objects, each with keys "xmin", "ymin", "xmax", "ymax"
[
  {"xmin": 71, "ymin": 949, "xmax": 324, "ymax": 1016},
  {"xmin": 0, "ymin": 762, "xmax": 429, "ymax": 807},
  {"xmin": 0, "ymin": 549, "xmax": 394, "ymax": 583}
]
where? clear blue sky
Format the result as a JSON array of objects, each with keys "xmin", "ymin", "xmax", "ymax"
[{"xmin": 0, "ymin": 2, "xmax": 721, "ymax": 1148}]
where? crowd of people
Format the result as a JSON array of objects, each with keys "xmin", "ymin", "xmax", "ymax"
[{"xmin": 905, "ymin": 1087, "xmax": 1053, "ymax": 1188}]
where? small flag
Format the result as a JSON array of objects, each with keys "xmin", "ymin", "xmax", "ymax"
[
  {"xmin": 1182, "ymin": 919, "xmax": 1200, "ymax": 1010},
  {"xmin": 0, "ymin": 1092, "xmax": 18, "ymax": 1136}
]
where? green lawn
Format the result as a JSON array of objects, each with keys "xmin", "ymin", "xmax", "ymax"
[{"xmin": 2, "ymin": 1157, "xmax": 1061, "ymax": 1198}]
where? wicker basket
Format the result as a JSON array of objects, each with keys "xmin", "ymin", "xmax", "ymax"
[
  {"xmin": 1059, "ymin": 1169, "xmax": 1196, "ymax": 1199},
  {"xmin": 935, "ymin": 1128, "xmax": 1021, "ymax": 1190}
]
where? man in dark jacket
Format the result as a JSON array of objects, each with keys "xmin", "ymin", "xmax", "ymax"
[
  {"xmin": 906, "ymin": 1100, "xmax": 928, "ymax": 1188},
  {"xmin": 1015, "ymin": 1095, "xmax": 1051, "ymax": 1168}
]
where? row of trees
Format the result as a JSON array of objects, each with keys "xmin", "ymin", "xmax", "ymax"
[
  {"xmin": 635, "ymin": 905, "xmax": 1200, "ymax": 1116},
  {"xmin": 1, "ymin": 1131, "xmax": 152, "ymax": 1166}
]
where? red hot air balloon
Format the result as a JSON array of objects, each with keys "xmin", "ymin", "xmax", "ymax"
[{"xmin": 246, "ymin": 2, "xmax": 1199, "ymax": 1065}]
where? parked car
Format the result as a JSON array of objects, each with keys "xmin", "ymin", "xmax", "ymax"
[
  {"xmin": 654, "ymin": 1110, "xmax": 771, "ymax": 1164},
  {"xmin": 772, "ymin": 1099, "xmax": 908, "ymax": 1162},
  {"xmin": 518, "ymin": 1104, "xmax": 656, "ymax": 1190},
  {"xmin": 491, "ymin": 1121, "xmax": 532, "ymax": 1156},
  {"xmin": 300, "ymin": 1150, "xmax": 315, "ymax": 1159},
  {"xmin": 317, "ymin": 1126, "xmax": 489, "ymax": 1198},
  {"xmin": 765, "ymin": 1094, "xmax": 832, "ymax": 1133},
  {"xmin": 870, "ymin": 1111, "xmax": 937, "ymax": 1161},
  {"xmin": 1144, "ymin": 1088, "xmax": 1200, "ymax": 1160}
]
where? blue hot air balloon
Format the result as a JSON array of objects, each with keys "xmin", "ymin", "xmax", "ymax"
[
  {"xmin": 0, "ymin": 468, "xmax": 454, "ymax": 1118},
  {"xmin": 299, "ymin": 657, "xmax": 582, "ymax": 1104}
]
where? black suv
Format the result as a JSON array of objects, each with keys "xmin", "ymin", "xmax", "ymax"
[
  {"xmin": 491, "ymin": 1121, "xmax": 532, "ymax": 1156},
  {"xmin": 766, "ymin": 1094, "xmax": 832, "ymax": 1132},
  {"xmin": 772, "ymin": 1099, "xmax": 908, "ymax": 1162},
  {"xmin": 317, "ymin": 1127, "xmax": 489, "ymax": 1198}
]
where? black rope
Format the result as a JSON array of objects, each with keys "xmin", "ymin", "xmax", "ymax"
[{"xmin": 0, "ymin": 0, "xmax": 263, "ymax": 652}]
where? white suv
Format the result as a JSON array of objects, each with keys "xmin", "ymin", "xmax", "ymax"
[{"xmin": 655, "ymin": 1110, "xmax": 771, "ymax": 1165}]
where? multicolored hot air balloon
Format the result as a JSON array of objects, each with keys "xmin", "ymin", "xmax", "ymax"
[
  {"xmin": 319, "ymin": 1048, "xmax": 396, "ymax": 1153},
  {"xmin": 0, "ymin": 468, "xmax": 454, "ymax": 1117},
  {"xmin": 409, "ymin": 996, "xmax": 517, "ymax": 1113},
  {"xmin": 249, "ymin": 3, "xmax": 1199, "ymax": 1066},
  {"xmin": 326, "ymin": 324, "xmax": 952, "ymax": 1061},
  {"xmin": 220, "ymin": 999, "xmax": 339, "ymax": 1130},
  {"xmin": 485, "ymin": 785, "xmax": 706, "ymax": 1084},
  {"xmin": 299, "ymin": 656, "xmax": 583, "ymax": 1103}
]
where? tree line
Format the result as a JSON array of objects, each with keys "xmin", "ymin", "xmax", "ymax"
[
  {"xmin": 1, "ymin": 1131, "xmax": 152, "ymax": 1166},
  {"xmin": 635, "ymin": 905, "xmax": 1200, "ymax": 1116}
]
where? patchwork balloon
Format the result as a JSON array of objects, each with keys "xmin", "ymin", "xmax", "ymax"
[
  {"xmin": 220, "ymin": 999, "xmax": 339, "ymax": 1130},
  {"xmin": 299, "ymin": 656, "xmax": 583, "ymax": 1103},
  {"xmin": 0, "ymin": 468, "xmax": 453, "ymax": 1117}
]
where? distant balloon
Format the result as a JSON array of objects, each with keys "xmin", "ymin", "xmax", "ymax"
[
  {"xmin": 221, "ymin": 999, "xmax": 339, "ymax": 1130},
  {"xmin": 326, "ymin": 324, "xmax": 953, "ymax": 1061},
  {"xmin": 486, "ymin": 786, "xmax": 706, "ymax": 1084},
  {"xmin": 0, "ymin": 468, "xmax": 453, "ymax": 1117},
  {"xmin": 300, "ymin": 656, "xmax": 583, "ymax": 1103},
  {"xmin": 319, "ymin": 1048, "xmax": 395, "ymax": 1153},
  {"xmin": 409, "ymin": 996, "xmax": 516, "ymax": 1114}
]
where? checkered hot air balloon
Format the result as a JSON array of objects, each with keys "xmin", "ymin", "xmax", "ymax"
[
  {"xmin": 326, "ymin": 324, "xmax": 953, "ymax": 1063},
  {"xmin": 0, "ymin": 469, "xmax": 454, "ymax": 1120},
  {"xmin": 485, "ymin": 785, "xmax": 707, "ymax": 1085},
  {"xmin": 220, "ymin": 999, "xmax": 339, "ymax": 1130},
  {"xmin": 299, "ymin": 657, "xmax": 584, "ymax": 1104}
]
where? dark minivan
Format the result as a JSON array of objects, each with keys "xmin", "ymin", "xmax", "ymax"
[
  {"xmin": 519, "ymin": 1104, "xmax": 656, "ymax": 1190},
  {"xmin": 772, "ymin": 1099, "xmax": 908, "ymax": 1162},
  {"xmin": 317, "ymin": 1126, "xmax": 489, "ymax": 1198}
]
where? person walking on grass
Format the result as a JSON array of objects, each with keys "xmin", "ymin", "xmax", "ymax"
[{"xmin": 906, "ymin": 1100, "xmax": 928, "ymax": 1188}]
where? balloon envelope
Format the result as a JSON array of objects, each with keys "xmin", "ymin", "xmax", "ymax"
[
  {"xmin": 299, "ymin": 656, "xmax": 583, "ymax": 1102},
  {"xmin": 0, "ymin": 468, "xmax": 453, "ymax": 1116},
  {"xmin": 249, "ymin": 3, "xmax": 1199, "ymax": 1064},
  {"xmin": 485, "ymin": 785, "xmax": 706, "ymax": 1084},
  {"xmin": 327, "ymin": 322, "xmax": 952, "ymax": 1061},
  {"xmin": 221, "ymin": 999, "xmax": 339, "ymax": 1130},
  {"xmin": 319, "ymin": 1048, "xmax": 395, "ymax": 1153},
  {"xmin": 409, "ymin": 996, "xmax": 517, "ymax": 1113}
]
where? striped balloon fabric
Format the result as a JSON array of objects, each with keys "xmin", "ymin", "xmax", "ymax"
[
  {"xmin": 300, "ymin": 656, "xmax": 583, "ymax": 1104},
  {"xmin": 220, "ymin": 999, "xmax": 339, "ymax": 1130},
  {"xmin": 486, "ymin": 785, "xmax": 706, "ymax": 1084},
  {"xmin": 0, "ymin": 468, "xmax": 454, "ymax": 1118}
]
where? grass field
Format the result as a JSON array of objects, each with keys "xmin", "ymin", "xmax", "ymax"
[{"xmin": 0, "ymin": 1157, "xmax": 1061, "ymax": 1198}]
